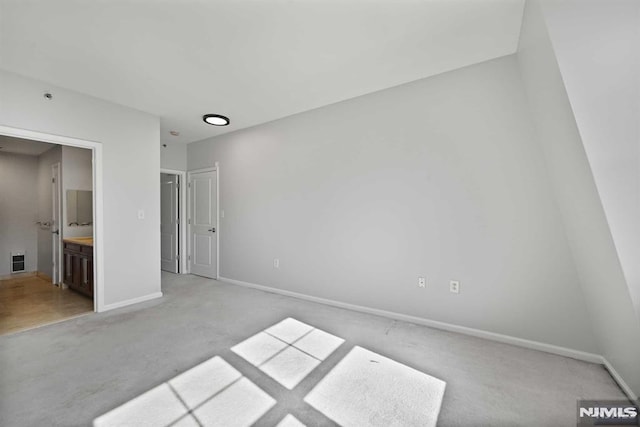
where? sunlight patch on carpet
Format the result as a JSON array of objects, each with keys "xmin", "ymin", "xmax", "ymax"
[
  {"xmin": 231, "ymin": 317, "xmax": 344, "ymax": 389},
  {"xmin": 275, "ymin": 414, "xmax": 306, "ymax": 427},
  {"xmin": 94, "ymin": 318, "xmax": 446, "ymax": 426},
  {"xmin": 93, "ymin": 356, "xmax": 275, "ymax": 427},
  {"xmin": 93, "ymin": 383, "xmax": 186, "ymax": 427},
  {"xmin": 304, "ymin": 346, "xmax": 446, "ymax": 427}
]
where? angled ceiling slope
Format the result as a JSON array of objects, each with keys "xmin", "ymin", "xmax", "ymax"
[{"xmin": 0, "ymin": 0, "xmax": 525, "ymax": 144}]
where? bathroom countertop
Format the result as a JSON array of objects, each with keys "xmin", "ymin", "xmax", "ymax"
[{"xmin": 63, "ymin": 237, "xmax": 94, "ymax": 246}]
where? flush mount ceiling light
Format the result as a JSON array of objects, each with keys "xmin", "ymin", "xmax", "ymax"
[{"xmin": 203, "ymin": 114, "xmax": 230, "ymax": 126}]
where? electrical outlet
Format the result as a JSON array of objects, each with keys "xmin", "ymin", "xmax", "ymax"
[
  {"xmin": 418, "ymin": 277, "xmax": 426, "ymax": 288},
  {"xmin": 450, "ymin": 280, "xmax": 460, "ymax": 294},
  {"xmin": 273, "ymin": 258, "xmax": 280, "ymax": 268}
]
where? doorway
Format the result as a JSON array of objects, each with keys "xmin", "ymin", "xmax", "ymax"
[
  {"xmin": 160, "ymin": 169, "xmax": 187, "ymax": 274},
  {"xmin": 160, "ymin": 172, "xmax": 180, "ymax": 273},
  {"xmin": 188, "ymin": 167, "xmax": 218, "ymax": 279},
  {"xmin": 0, "ymin": 131, "xmax": 98, "ymax": 334},
  {"xmin": 0, "ymin": 125, "xmax": 103, "ymax": 313}
]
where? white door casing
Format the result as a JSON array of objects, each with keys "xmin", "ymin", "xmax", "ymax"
[
  {"xmin": 188, "ymin": 168, "xmax": 218, "ymax": 279},
  {"xmin": 160, "ymin": 173, "xmax": 179, "ymax": 273},
  {"xmin": 52, "ymin": 162, "xmax": 62, "ymax": 284},
  {"xmin": 0, "ymin": 125, "xmax": 103, "ymax": 312}
]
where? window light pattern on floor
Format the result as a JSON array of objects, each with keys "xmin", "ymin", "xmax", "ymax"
[
  {"xmin": 305, "ymin": 346, "xmax": 446, "ymax": 427},
  {"xmin": 94, "ymin": 317, "xmax": 446, "ymax": 427},
  {"xmin": 275, "ymin": 414, "xmax": 306, "ymax": 427},
  {"xmin": 93, "ymin": 356, "xmax": 275, "ymax": 427},
  {"xmin": 231, "ymin": 317, "xmax": 345, "ymax": 390}
]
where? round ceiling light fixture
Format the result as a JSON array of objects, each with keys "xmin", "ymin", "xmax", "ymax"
[{"xmin": 203, "ymin": 114, "xmax": 230, "ymax": 126}]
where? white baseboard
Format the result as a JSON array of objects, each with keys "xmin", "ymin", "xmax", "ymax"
[
  {"xmin": 100, "ymin": 292, "xmax": 163, "ymax": 312},
  {"xmin": 602, "ymin": 358, "xmax": 638, "ymax": 402},
  {"xmin": 219, "ymin": 277, "xmax": 603, "ymax": 363},
  {"xmin": 219, "ymin": 276, "xmax": 640, "ymax": 401}
]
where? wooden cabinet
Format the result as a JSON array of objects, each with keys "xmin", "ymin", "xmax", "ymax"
[{"xmin": 63, "ymin": 240, "xmax": 93, "ymax": 298}]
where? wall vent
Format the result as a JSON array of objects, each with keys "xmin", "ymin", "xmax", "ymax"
[{"xmin": 11, "ymin": 251, "xmax": 25, "ymax": 274}]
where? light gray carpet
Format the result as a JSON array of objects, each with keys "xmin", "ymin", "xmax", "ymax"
[{"xmin": 0, "ymin": 272, "xmax": 627, "ymax": 426}]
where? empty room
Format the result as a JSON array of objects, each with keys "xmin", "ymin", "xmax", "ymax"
[{"xmin": 1, "ymin": 0, "xmax": 639, "ymax": 426}]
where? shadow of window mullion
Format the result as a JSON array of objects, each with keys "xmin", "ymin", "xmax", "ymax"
[
  {"xmin": 261, "ymin": 327, "xmax": 322, "ymax": 362},
  {"xmin": 294, "ymin": 342, "xmax": 356, "ymax": 396},
  {"xmin": 165, "ymin": 382, "xmax": 203, "ymax": 427},
  {"xmin": 221, "ymin": 347, "xmax": 286, "ymax": 392},
  {"xmin": 183, "ymin": 375, "xmax": 245, "ymax": 416}
]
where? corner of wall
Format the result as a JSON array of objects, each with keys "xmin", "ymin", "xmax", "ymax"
[{"xmin": 515, "ymin": 0, "xmax": 640, "ymax": 396}]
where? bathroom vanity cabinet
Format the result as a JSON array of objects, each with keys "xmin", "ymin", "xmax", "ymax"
[{"xmin": 63, "ymin": 238, "xmax": 94, "ymax": 298}]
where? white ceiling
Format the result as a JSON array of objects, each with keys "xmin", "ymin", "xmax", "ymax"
[
  {"xmin": 0, "ymin": 135, "xmax": 57, "ymax": 156},
  {"xmin": 0, "ymin": 0, "xmax": 525, "ymax": 145}
]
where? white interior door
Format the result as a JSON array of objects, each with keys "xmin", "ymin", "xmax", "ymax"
[
  {"xmin": 160, "ymin": 173, "xmax": 179, "ymax": 273},
  {"xmin": 52, "ymin": 162, "xmax": 62, "ymax": 284},
  {"xmin": 189, "ymin": 169, "xmax": 217, "ymax": 278}
]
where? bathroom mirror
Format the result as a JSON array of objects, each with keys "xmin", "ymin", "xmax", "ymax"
[{"xmin": 67, "ymin": 190, "xmax": 93, "ymax": 226}]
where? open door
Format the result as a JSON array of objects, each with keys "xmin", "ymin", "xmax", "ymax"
[{"xmin": 160, "ymin": 173, "xmax": 179, "ymax": 273}]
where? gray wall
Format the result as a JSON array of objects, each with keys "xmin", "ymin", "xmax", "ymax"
[
  {"xmin": 517, "ymin": 0, "xmax": 640, "ymax": 397},
  {"xmin": 539, "ymin": 0, "xmax": 640, "ymax": 316},
  {"xmin": 161, "ymin": 142, "xmax": 187, "ymax": 171},
  {"xmin": 188, "ymin": 55, "xmax": 598, "ymax": 353},
  {"xmin": 61, "ymin": 145, "xmax": 93, "ymax": 239},
  {"xmin": 0, "ymin": 152, "xmax": 38, "ymax": 276},
  {"xmin": 0, "ymin": 69, "xmax": 161, "ymax": 308},
  {"xmin": 36, "ymin": 145, "xmax": 62, "ymax": 278}
]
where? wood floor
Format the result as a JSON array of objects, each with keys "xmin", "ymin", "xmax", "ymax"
[{"xmin": 0, "ymin": 273, "xmax": 93, "ymax": 335}]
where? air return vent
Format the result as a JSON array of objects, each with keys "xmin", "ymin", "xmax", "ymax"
[{"xmin": 11, "ymin": 251, "xmax": 25, "ymax": 274}]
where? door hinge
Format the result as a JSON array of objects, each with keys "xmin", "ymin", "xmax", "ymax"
[
  {"xmin": 188, "ymin": 218, "xmax": 191, "ymax": 225},
  {"xmin": 176, "ymin": 218, "xmax": 180, "ymax": 225},
  {"xmin": 188, "ymin": 255, "xmax": 191, "ymax": 261},
  {"xmin": 188, "ymin": 182, "xmax": 191, "ymax": 188},
  {"xmin": 176, "ymin": 255, "xmax": 180, "ymax": 260},
  {"xmin": 52, "ymin": 178, "xmax": 55, "ymax": 183}
]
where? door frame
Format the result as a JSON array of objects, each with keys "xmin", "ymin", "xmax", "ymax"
[
  {"xmin": 187, "ymin": 163, "xmax": 219, "ymax": 278},
  {"xmin": 0, "ymin": 125, "xmax": 104, "ymax": 312},
  {"xmin": 160, "ymin": 168, "xmax": 187, "ymax": 274},
  {"xmin": 51, "ymin": 162, "xmax": 62, "ymax": 284}
]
